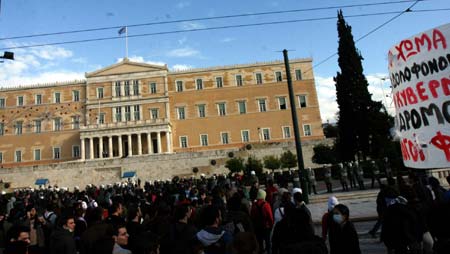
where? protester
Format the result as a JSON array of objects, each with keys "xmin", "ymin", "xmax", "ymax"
[
  {"xmin": 250, "ymin": 189, "xmax": 273, "ymax": 254},
  {"xmin": 112, "ymin": 224, "xmax": 131, "ymax": 254},
  {"xmin": 321, "ymin": 196, "xmax": 339, "ymax": 241},
  {"xmin": 196, "ymin": 205, "xmax": 232, "ymax": 254},
  {"xmin": 328, "ymin": 204, "xmax": 361, "ymax": 254},
  {"xmin": 49, "ymin": 216, "xmax": 77, "ymax": 254}
]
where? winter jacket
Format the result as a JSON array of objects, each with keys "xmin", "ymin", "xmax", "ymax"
[
  {"xmin": 49, "ymin": 227, "xmax": 77, "ymax": 254},
  {"xmin": 196, "ymin": 226, "xmax": 232, "ymax": 254},
  {"xmin": 250, "ymin": 200, "xmax": 274, "ymax": 230},
  {"xmin": 329, "ymin": 220, "xmax": 361, "ymax": 254}
]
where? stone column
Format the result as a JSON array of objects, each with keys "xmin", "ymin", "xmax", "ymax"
[
  {"xmin": 120, "ymin": 81, "xmax": 125, "ymax": 97},
  {"xmin": 157, "ymin": 132, "xmax": 162, "ymax": 154},
  {"xmin": 166, "ymin": 131, "xmax": 171, "ymax": 153},
  {"xmin": 128, "ymin": 134, "xmax": 133, "ymax": 157},
  {"xmin": 137, "ymin": 133, "xmax": 142, "ymax": 155},
  {"xmin": 147, "ymin": 133, "xmax": 153, "ymax": 154},
  {"xmin": 89, "ymin": 137, "xmax": 94, "ymax": 160},
  {"xmin": 121, "ymin": 107, "xmax": 126, "ymax": 122},
  {"xmin": 108, "ymin": 136, "xmax": 113, "ymax": 158},
  {"xmin": 118, "ymin": 135, "xmax": 123, "ymax": 158},
  {"xmin": 81, "ymin": 138, "xmax": 85, "ymax": 160},
  {"xmin": 99, "ymin": 136, "xmax": 103, "ymax": 158}
]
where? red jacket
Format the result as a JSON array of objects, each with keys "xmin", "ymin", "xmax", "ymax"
[{"xmin": 251, "ymin": 199, "xmax": 274, "ymax": 229}]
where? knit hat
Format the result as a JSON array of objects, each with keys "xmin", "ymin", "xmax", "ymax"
[
  {"xmin": 292, "ymin": 187, "xmax": 302, "ymax": 194},
  {"xmin": 327, "ymin": 196, "xmax": 339, "ymax": 211},
  {"xmin": 278, "ymin": 188, "xmax": 289, "ymax": 194},
  {"xmin": 256, "ymin": 189, "xmax": 266, "ymax": 200}
]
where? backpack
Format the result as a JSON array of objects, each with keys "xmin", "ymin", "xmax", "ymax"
[{"xmin": 252, "ymin": 201, "xmax": 267, "ymax": 231}]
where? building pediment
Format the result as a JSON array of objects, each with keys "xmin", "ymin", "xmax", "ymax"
[{"xmin": 86, "ymin": 58, "xmax": 168, "ymax": 78}]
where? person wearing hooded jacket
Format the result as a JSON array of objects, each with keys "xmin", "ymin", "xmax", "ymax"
[
  {"xmin": 196, "ymin": 205, "xmax": 232, "ymax": 254},
  {"xmin": 49, "ymin": 216, "xmax": 77, "ymax": 254}
]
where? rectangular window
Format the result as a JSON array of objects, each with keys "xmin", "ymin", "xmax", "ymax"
[
  {"xmin": 15, "ymin": 121, "xmax": 23, "ymax": 135},
  {"xmin": 278, "ymin": 97, "xmax": 287, "ymax": 110},
  {"xmin": 262, "ymin": 128, "xmax": 271, "ymax": 141},
  {"xmin": 124, "ymin": 81, "xmax": 131, "ymax": 96},
  {"xmin": 295, "ymin": 69, "xmax": 302, "ymax": 80},
  {"xmin": 237, "ymin": 101, "xmax": 247, "ymax": 114},
  {"xmin": 275, "ymin": 71, "xmax": 283, "ymax": 82},
  {"xmin": 125, "ymin": 106, "xmax": 131, "ymax": 121},
  {"xmin": 134, "ymin": 105, "xmax": 140, "ymax": 120},
  {"xmin": 198, "ymin": 104, "xmax": 206, "ymax": 118},
  {"xmin": 133, "ymin": 80, "xmax": 139, "ymax": 95},
  {"xmin": 216, "ymin": 77, "xmax": 223, "ymax": 88},
  {"xmin": 298, "ymin": 95, "xmax": 307, "ymax": 108},
  {"xmin": 177, "ymin": 107, "xmax": 186, "ymax": 120},
  {"xmin": 0, "ymin": 123, "xmax": 4, "ymax": 135},
  {"xmin": 72, "ymin": 90, "xmax": 80, "ymax": 102},
  {"xmin": 303, "ymin": 124, "xmax": 312, "ymax": 136},
  {"xmin": 115, "ymin": 82, "xmax": 121, "ymax": 97},
  {"xmin": 258, "ymin": 99, "xmax": 267, "ymax": 112},
  {"xmin": 0, "ymin": 152, "xmax": 2, "ymax": 163},
  {"xmin": 73, "ymin": 146, "xmax": 80, "ymax": 158},
  {"xmin": 17, "ymin": 96, "xmax": 24, "ymax": 106},
  {"xmin": 150, "ymin": 82, "xmax": 157, "ymax": 94},
  {"xmin": 283, "ymin": 126, "xmax": 291, "ymax": 138},
  {"xmin": 255, "ymin": 73, "xmax": 263, "ymax": 85},
  {"xmin": 0, "ymin": 98, "xmax": 5, "ymax": 108},
  {"xmin": 54, "ymin": 92, "xmax": 61, "ymax": 103},
  {"xmin": 99, "ymin": 113, "xmax": 105, "ymax": 124},
  {"xmin": 34, "ymin": 149, "xmax": 41, "ymax": 161},
  {"xmin": 200, "ymin": 134, "xmax": 208, "ymax": 146},
  {"xmin": 196, "ymin": 79, "xmax": 203, "ymax": 90},
  {"xmin": 176, "ymin": 81, "xmax": 184, "ymax": 92},
  {"xmin": 235, "ymin": 74, "xmax": 243, "ymax": 86},
  {"xmin": 72, "ymin": 116, "xmax": 80, "ymax": 129},
  {"xmin": 54, "ymin": 118, "xmax": 62, "ymax": 131},
  {"xmin": 241, "ymin": 130, "xmax": 250, "ymax": 142},
  {"xmin": 97, "ymin": 87, "xmax": 104, "ymax": 99},
  {"xmin": 34, "ymin": 120, "xmax": 41, "ymax": 133},
  {"xmin": 35, "ymin": 94, "xmax": 42, "ymax": 105},
  {"xmin": 221, "ymin": 132, "xmax": 229, "ymax": 144},
  {"xmin": 53, "ymin": 147, "xmax": 61, "ymax": 159},
  {"xmin": 15, "ymin": 150, "xmax": 22, "ymax": 162},
  {"xmin": 217, "ymin": 103, "xmax": 226, "ymax": 116},
  {"xmin": 115, "ymin": 107, "xmax": 122, "ymax": 122},
  {"xmin": 150, "ymin": 108, "xmax": 159, "ymax": 119},
  {"xmin": 180, "ymin": 136, "xmax": 188, "ymax": 148}
]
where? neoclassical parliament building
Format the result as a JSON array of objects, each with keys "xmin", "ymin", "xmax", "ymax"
[{"xmin": 0, "ymin": 58, "xmax": 324, "ymax": 171}]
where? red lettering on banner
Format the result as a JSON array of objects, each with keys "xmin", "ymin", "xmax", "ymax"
[
  {"xmin": 416, "ymin": 82, "xmax": 428, "ymax": 101},
  {"xmin": 400, "ymin": 137, "xmax": 426, "ymax": 162},
  {"xmin": 396, "ymin": 29, "xmax": 448, "ymax": 62},
  {"xmin": 430, "ymin": 131, "xmax": 450, "ymax": 162},
  {"xmin": 394, "ymin": 77, "xmax": 450, "ymax": 110}
]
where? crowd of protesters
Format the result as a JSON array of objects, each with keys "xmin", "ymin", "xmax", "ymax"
[{"xmin": 0, "ymin": 167, "xmax": 448, "ymax": 254}]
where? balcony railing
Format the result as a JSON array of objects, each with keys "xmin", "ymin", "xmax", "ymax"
[{"xmin": 80, "ymin": 118, "xmax": 169, "ymax": 130}]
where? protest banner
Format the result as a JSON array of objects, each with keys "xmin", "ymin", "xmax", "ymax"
[{"xmin": 388, "ymin": 23, "xmax": 450, "ymax": 169}]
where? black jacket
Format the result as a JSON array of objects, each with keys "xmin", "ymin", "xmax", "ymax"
[
  {"xmin": 329, "ymin": 220, "xmax": 361, "ymax": 254},
  {"xmin": 49, "ymin": 227, "xmax": 77, "ymax": 254}
]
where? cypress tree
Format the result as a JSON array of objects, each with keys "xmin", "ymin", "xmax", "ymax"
[{"xmin": 334, "ymin": 10, "xmax": 377, "ymax": 161}]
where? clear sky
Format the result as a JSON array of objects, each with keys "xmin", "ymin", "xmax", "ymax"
[{"xmin": 0, "ymin": 0, "xmax": 449, "ymax": 122}]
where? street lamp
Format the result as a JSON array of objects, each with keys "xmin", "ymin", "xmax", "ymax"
[{"xmin": 0, "ymin": 51, "xmax": 14, "ymax": 62}]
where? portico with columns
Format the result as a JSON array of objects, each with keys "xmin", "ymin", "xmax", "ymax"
[{"xmin": 80, "ymin": 125, "xmax": 172, "ymax": 160}]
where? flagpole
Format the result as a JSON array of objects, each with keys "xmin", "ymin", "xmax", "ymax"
[{"xmin": 125, "ymin": 26, "xmax": 128, "ymax": 59}]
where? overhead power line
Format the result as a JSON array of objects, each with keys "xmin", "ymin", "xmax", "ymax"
[
  {"xmin": 1, "ymin": 8, "xmax": 446, "ymax": 51},
  {"xmin": 310, "ymin": 0, "xmax": 425, "ymax": 72},
  {"xmin": 0, "ymin": 0, "xmax": 428, "ymax": 41}
]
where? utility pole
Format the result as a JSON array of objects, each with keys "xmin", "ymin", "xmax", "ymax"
[{"xmin": 282, "ymin": 49, "xmax": 309, "ymax": 203}]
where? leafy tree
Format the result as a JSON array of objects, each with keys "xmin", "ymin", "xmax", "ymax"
[
  {"xmin": 312, "ymin": 143, "xmax": 337, "ymax": 164},
  {"xmin": 263, "ymin": 155, "xmax": 281, "ymax": 172},
  {"xmin": 334, "ymin": 10, "xmax": 392, "ymax": 161},
  {"xmin": 245, "ymin": 156, "xmax": 263, "ymax": 176},
  {"xmin": 225, "ymin": 157, "xmax": 244, "ymax": 174},
  {"xmin": 323, "ymin": 123, "xmax": 338, "ymax": 138},
  {"xmin": 280, "ymin": 150, "xmax": 297, "ymax": 170}
]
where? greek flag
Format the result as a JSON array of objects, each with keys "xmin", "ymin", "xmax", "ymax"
[{"xmin": 118, "ymin": 26, "xmax": 127, "ymax": 35}]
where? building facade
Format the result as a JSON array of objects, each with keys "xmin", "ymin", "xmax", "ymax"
[{"xmin": 0, "ymin": 58, "xmax": 324, "ymax": 169}]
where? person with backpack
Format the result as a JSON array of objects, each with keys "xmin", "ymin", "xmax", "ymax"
[
  {"xmin": 328, "ymin": 204, "xmax": 361, "ymax": 254},
  {"xmin": 196, "ymin": 205, "xmax": 232, "ymax": 254},
  {"xmin": 250, "ymin": 189, "xmax": 273, "ymax": 254}
]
